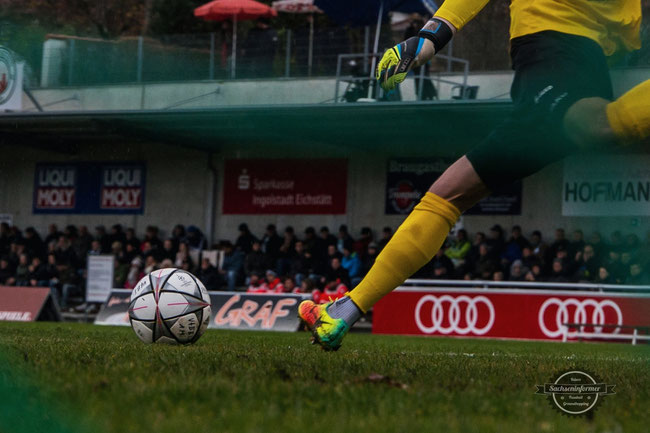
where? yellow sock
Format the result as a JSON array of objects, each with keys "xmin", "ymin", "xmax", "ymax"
[
  {"xmin": 349, "ymin": 192, "xmax": 460, "ymax": 312},
  {"xmin": 607, "ymin": 79, "xmax": 650, "ymax": 143}
]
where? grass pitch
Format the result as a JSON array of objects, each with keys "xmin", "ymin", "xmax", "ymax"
[{"xmin": 0, "ymin": 323, "xmax": 648, "ymax": 433}]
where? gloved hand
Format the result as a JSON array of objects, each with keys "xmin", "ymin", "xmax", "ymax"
[{"xmin": 376, "ymin": 37, "xmax": 433, "ymax": 91}]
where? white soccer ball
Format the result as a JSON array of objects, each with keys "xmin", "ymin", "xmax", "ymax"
[{"xmin": 128, "ymin": 268, "xmax": 212, "ymax": 344}]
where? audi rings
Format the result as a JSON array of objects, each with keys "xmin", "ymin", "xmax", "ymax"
[
  {"xmin": 415, "ymin": 295, "xmax": 495, "ymax": 335},
  {"xmin": 538, "ymin": 298, "xmax": 623, "ymax": 339}
]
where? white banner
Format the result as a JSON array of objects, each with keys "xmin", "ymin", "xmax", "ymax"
[
  {"xmin": 562, "ymin": 155, "xmax": 650, "ymax": 216},
  {"xmin": 0, "ymin": 46, "xmax": 23, "ymax": 112},
  {"xmin": 86, "ymin": 255, "xmax": 115, "ymax": 303}
]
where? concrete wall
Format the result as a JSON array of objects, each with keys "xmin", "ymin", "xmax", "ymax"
[{"xmin": 2, "ymin": 141, "xmax": 647, "ymax": 245}]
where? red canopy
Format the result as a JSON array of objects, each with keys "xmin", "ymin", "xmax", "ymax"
[{"xmin": 194, "ymin": 0, "xmax": 278, "ymax": 21}]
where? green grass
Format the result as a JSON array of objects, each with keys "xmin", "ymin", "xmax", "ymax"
[{"xmin": 0, "ymin": 323, "xmax": 648, "ymax": 433}]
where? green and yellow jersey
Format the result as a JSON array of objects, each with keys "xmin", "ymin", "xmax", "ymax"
[{"xmin": 435, "ymin": 0, "xmax": 641, "ymax": 55}]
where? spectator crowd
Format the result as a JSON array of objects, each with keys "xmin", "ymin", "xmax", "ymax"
[{"xmin": 1, "ymin": 222, "xmax": 649, "ymax": 310}]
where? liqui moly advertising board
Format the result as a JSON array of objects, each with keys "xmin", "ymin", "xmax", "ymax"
[
  {"xmin": 34, "ymin": 165, "xmax": 77, "ymax": 210},
  {"xmin": 33, "ymin": 162, "xmax": 145, "ymax": 214}
]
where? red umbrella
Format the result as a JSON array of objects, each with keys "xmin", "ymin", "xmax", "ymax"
[{"xmin": 195, "ymin": 0, "xmax": 277, "ymax": 78}]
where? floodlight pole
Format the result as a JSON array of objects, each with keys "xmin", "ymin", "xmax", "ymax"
[{"xmin": 367, "ymin": 0, "xmax": 384, "ymax": 99}]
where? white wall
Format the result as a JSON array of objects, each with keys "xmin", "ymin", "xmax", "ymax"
[{"xmin": 1, "ymin": 140, "xmax": 648, "ymax": 244}]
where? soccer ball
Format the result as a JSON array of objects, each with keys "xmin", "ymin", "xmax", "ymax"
[{"xmin": 128, "ymin": 268, "xmax": 211, "ymax": 344}]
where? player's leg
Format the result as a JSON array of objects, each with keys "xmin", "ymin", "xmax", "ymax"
[
  {"xmin": 564, "ymin": 80, "xmax": 650, "ymax": 149},
  {"xmin": 299, "ymin": 155, "xmax": 483, "ymax": 350}
]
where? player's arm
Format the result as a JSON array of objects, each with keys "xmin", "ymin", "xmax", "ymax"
[{"xmin": 377, "ymin": 0, "xmax": 490, "ymax": 91}]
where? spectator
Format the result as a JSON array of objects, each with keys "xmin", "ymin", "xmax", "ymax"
[
  {"xmin": 143, "ymin": 255, "xmax": 158, "ymax": 275},
  {"xmin": 15, "ymin": 253, "xmax": 30, "ymax": 286},
  {"xmin": 246, "ymin": 272, "xmax": 268, "ymax": 293},
  {"xmin": 124, "ymin": 227, "xmax": 140, "ymax": 250},
  {"xmin": 27, "ymin": 256, "xmax": 50, "ymax": 286},
  {"xmin": 108, "ymin": 224, "xmax": 126, "ymax": 247},
  {"xmin": 521, "ymin": 246, "xmax": 542, "ymax": 270},
  {"xmin": 508, "ymin": 259, "xmax": 528, "ymax": 281},
  {"xmin": 361, "ymin": 242, "xmax": 379, "ymax": 278},
  {"xmin": 276, "ymin": 226, "xmax": 297, "ymax": 276},
  {"xmin": 23, "ymin": 227, "xmax": 45, "ymax": 259},
  {"xmin": 471, "ymin": 243, "xmax": 498, "ymax": 280},
  {"xmin": 625, "ymin": 263, "xmax": 650, "ymax": 285},
  {"xmin": 530, "ymin": 230, "xmax": 549, "ymax": 265},
  {"xmin": 284, "ymin": 277, "xmax": 298, "ymax": 293},
  {"xmin": 261, "ymin": 224, "xmax": 283, "ymax": 267},
  {"xmin": 95, "ymin": 225, "xmax": 111, "ymax": 253},
  {"xmin": 549, "ymin": 228, "xmax": 569, "ymax": 261},
  {"xmin": 299, "ymin": 277, "xmax": 316, "ymax": 294},
  {"xmin": 341, "ymin": 246, "xmax": 362, "ymax": 287},
  {"xmin": 486, "ymin": 224, "xmax": 506, "ymax": 260},
  {"xmin": 74, "ymin": 225, "xmax": 93, "ymax": 259},
  {"xmin": 493, "ymin": 270, "xmax": 505, "ymax": 281},
  {"xmin": 525, "ymin": 263, "xmax": 544, "ymax": 282},
  {"xmin": 431, "ymin": 249, "xmax": 454, "ymax": 279},
  {"xmin": 290, "ymin": 240, "xmax": 315, "ymax": 286},
  {"xmin": 88, "ymin": 240, "xmax": 102, "ymax": 256},
  {"xmin": 609, "ymin": 231, "xmax": 624, "ymax": 253},
  {"xmin": 161, "ymin": 239, "xmax": 176, "ymax": 262},
  {"xmin": 219, "ymin": 241, "xmax": 244, "ymax": 291},
  {"xmin": 44, "ymin": 224, "xmax": 61, "ymax": 246},
  {"xmin": 244, "ymin": 241, "xmax": 268, "ymax": 280},
  {"xmin": 235, "ymin": 223, "xmax": 258, "ymax": 254},
  {"xmin": 171, "ymin": 224, "xmax": 186, "ymax": 250},
  {"xmin": 302, "ymin": 227, "xmax": 317, "ymax": 255},
  {"xmin": 175, "ymin": 241, "xmax": 192, "ymax": 269},
  {"xmin": 315, "ymin": 226, "xmax": 336, "ymax": 261},
  {"xmin": 56, "ymin": 261, "xmax": 81, "ymax": 310},
  {"xmin": 264, "ymin": 270, "xmax": 285, "ymax": 293},
  {"xmin": 568, "ymin": 229, "xmax": 585, "ymax": 260},
  {"xmin": 198, "ymin": 258, "xmax": 220, "ymax": 291},
  {"xmin": 604, "ymin": 250, "xmax": 625, "ymax": 283},
  {"xmin": 589, "ymin": 231, "xmax": 606, "ymax": 263},
  {"xmin": 323, "ymin": 256, "xmax": 350, "ymax": 288},
  {"xmin": 184, "ymin": 225, "xmax": 206, "ymax": 253},
  {"xmin": 0, "ymin": 256, "xmax": 15, "ymax": 285},
  {"xmin": 377, "ymin": 226, "xmax": 393, "ymax": 252},
  {"xmin": 124, "ymin": 257, "xmax": 144, "ymax": 289},
  {"xmin": 313, "ymin": 280, "xmax": 348, "ymax": 304},
  {"xmin": 573, "ymin": 244, "xmax": 599, "ymax": 282},
  {"xmin": 54, "ymin": 235, "xmax": 77, "ymax": 267},
  {"xmin": 548, "ymin": 259, "xmax": 570, "ymax": 283},
  {"xmin": 353, "ymin": 227, "xmax": 373, "ymax": 258},
  {"xmin": 337, "ymin": 225, "xmax": 354, "ymax": 253},
  {"xmin": 445, "ymin": 229, "xmax": 471, "ymax": 269},
  {"xmin": 595, "ymin": 266, "xmax": 615, "ymax": 284},
  {"xmin": 114, "ymin": 256, "xmax": 128, "ymax": 288},
  {"xmin": 503, "ymin": 225, "xmax": 528, "ymax": 264}
]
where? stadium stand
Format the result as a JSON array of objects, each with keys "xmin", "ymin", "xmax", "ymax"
[{"xmin": 1, "ymin": 222, "xmax": 648, "ymax": 311}]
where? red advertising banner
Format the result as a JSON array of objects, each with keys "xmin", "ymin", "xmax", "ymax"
[
  {"xmin": 223, "ymin": 159, "xmax": 347, "ymax": 214},
  {"xmin": 373, "ymin": 288, "xmax": 650, "ymax": 342},
  {"xmin": 0, "ymin": 286, "xmax": 56, "ymax": 322}
]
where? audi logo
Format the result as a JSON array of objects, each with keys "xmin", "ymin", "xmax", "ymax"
[
  {"xmin": 538, "ymin": 298, "xmax": 623, "ymax": 338},
  {"xmin": 415, "ymin": 295, "xmax": 495, "ymax": 335}
]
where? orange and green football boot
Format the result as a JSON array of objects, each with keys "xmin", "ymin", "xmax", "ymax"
[{"xmin": 298, "ymin": 300, "xmax": 350, "ymax": 351}]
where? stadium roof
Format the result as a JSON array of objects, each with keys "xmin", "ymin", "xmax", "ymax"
[{"xmin": 0, "ymin": 101, "xmax": 512, "ymax": 155}]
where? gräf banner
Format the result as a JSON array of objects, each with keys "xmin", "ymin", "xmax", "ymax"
[
  {"xmin": 386, "ymin": 158, "xmax": 522, "ymax": 215},
  {"xmin": 562, "ymin": 154, "xmax": 650, "ymax": 216},
  {"xmin": 223, "ymin": 159, "xmax": 347, "ymax": 214},
  {"xmin": 0, "ymin": 286, "xmax": 61, "ymax": 322},
  {"xmin": 373, "ymin": 287, "xmax": 650, "ymax": 341},
  {"xmin": 95, "ymin": 289, "xmax": 310, "ymax": 332},
  {"xmin": 33, "ymin": 162, "xmax": 146, "ymax": 214}
]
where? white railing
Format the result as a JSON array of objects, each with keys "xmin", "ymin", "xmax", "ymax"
[{"xmin": 401, "ymin": 278, "xmax": 650, "ymax": 293}]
